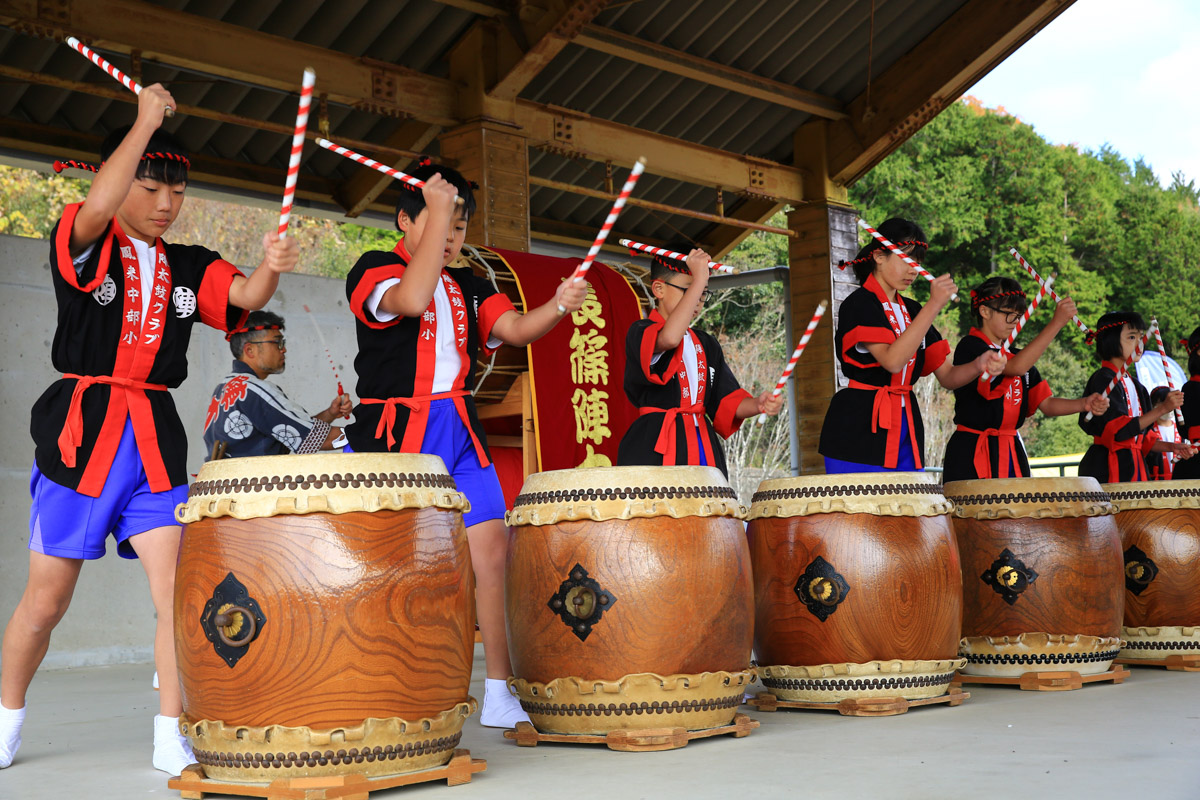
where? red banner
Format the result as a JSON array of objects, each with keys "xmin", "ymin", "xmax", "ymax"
[{"xmin": 480, "ymin": 247, "xmax": 642, "ymax": 472}]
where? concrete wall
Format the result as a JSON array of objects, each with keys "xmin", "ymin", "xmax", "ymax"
[{"xmin": 0, "ymin": 232, "xmax": 360, "ymax": 670}]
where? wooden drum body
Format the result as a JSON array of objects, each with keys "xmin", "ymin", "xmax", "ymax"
[
  {"xmin": 1105, "ymin": 481, "xmax": 1200, "ymax": 661},
  {"xmin": 944, "ymin": 477, "xmax": 1123, "ymax": 677},
  {"xmin": 174, "ymin": 453, "xmax": 476, "ymax": 782},
  {"xmin": 746, "ymin": 473, "xmax": 965, "ymax": 703},
  {"xmin": 505, "ymin": 466, "xmax": 754, "ymax": 735}
]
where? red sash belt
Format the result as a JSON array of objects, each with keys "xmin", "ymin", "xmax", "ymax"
[
  {"xmin": 58, "ymin": 373, "xmax": 167, "ymax": 468},
  {"xmin": 360, "ymin": 389, "xmax": 488, "ymax": 465},
  {"xmin": 956, "ymin": 425, "xmax": 1021, "ymax": 479},
  {"xmin": 1093, "ymin": 434, "xmax": 1148, "ymax": 482},
  {"xmin": 847, "ymin": 379, "xmax": 920, "ymax": 469},
  {"xmin": 640, "ymin": 404, "xmax": 715, "ymax": 467}
]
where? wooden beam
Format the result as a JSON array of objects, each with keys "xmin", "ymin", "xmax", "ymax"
[
  {"xmin": 0, "ymin": 0, "xmax": 460, "ymax": 124},
  {"xmin": 574, "ymin": 26, "xmax": 846, "ymax": 120},
  {"xmin": 428, "ymin": 0, "xmax": 509, "ymax": 17},
  {"xmin": 335, "ymin": 121, "xmax": 442, "ymax": 218},
  {"xmin": 827, "ymin": 0, "xmax": 1076, "ymax": 185},
  {"xmin": 701, "ymin": 198, "xmax": 787, "ymax": 261},
  {"xmin": 530, "ymin": 216, "xmax": 632, "ymax": 257},
  {"xmin": 489, "ymin": 1, "xmax": 609, "ymax": 102}
]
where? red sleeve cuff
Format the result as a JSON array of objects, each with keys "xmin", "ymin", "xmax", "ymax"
[
  {"xmin": 1141, "ymin": 426, "xmax": 1161, "ymax": 455},
  {"xmin": 478, "ymin": 293, "xmax": 517, "ymax": 355},
  {"xmin": 1029, "ymin": 380, "xmax": 1053, "ymax": 413},
  {"xmin": 54, "ymin": 203, "xmax": 112, "ymax": 292},
  {"xmin": 713, "ymin": 388, "xmax": 753, "ymax": 439},
  {"xmin": 920, "ymin": 339, "xmax": 951, "ymax": 376},
  {"xmin": 841, "ymin": 326, "xmax": 896, "ymax": 369},
  {"xmin": 349, "ymin": 263, "xmax": 408, "ymax": 329},
  {"xmin": 197, "ymin": 259, "xmax": 247, "ymax": 332},
  {"xmin": 1099, "ymin": 415, "xmax": 1135, "ymax": 445},
  {"xmin": 640, "ymin": 321, "xmax": 682, "ymax": 385}
]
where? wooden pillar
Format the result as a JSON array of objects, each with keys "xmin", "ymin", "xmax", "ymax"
[
  {"xmin": 438, "ymin": 122, "xmax": 531, "ymax": 252},
  {"xmin": 790, "ymin": 120, "xmax": 857, "ymax": 474}
]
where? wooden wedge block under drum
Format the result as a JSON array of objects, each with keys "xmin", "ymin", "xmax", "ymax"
[
  {"xmin": 746, "ymin": 473, "xmax": 965, "ymax": 704},
  {"xmin": 174, "ymin": 453, "xmax": 478, "ymax": 783},
  {"xmin": 505, "ymin": 466, "xmax": 754, "ymax": 737}
]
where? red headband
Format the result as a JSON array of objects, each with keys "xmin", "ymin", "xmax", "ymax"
[
  {"xmin": 837, "ymin": 240, "xmax": 928, "ymax": 270},
  {"xmin": 1084, "ymin": 320, "xmax": 1127, "ymax": 346},
  {"xmin": 970, "ymin": 289, "xmax": 1027, "ymax": 308},
  {"xmin": 52, "ymin": 151, "xmax": 191, "ymax": 175},
  {"xmin": 225, "ymin": 323, "xmax": 282, "ymax": 342},
  {"xmin": 1180, "ymin": 338, "xmax": 1200, "ymax": 356}
]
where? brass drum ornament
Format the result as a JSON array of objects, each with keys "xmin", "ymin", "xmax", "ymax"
[
  {"xmin": 174, "ymin": 453, "xmax": 477, "ymax": 782},
  {"xmin": 1104, "ymin": 481, "xmax": 1200, "ymax": 662},
  {"xmin": 505, "ymin": 466, "xmax": 754, "ymax": 735},
  {"xmin": 746, "ymin": 473, "xmax": 966, "ymax": 703},
  {"xmin": 943, "ymin": 477, "xmax": 1123, "ymax": 677}
]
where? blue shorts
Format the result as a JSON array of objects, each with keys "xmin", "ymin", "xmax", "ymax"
[
  {"xmin": 29, "ymin": 417, "xmax": 189, "ymax": 560},
  {"xmin": 824, "ymin": 414, "xmax": 921, "ymax": 474},
  {"xmin": 345, "ymin": 398, "xmax": 506, "ymax": 528}
]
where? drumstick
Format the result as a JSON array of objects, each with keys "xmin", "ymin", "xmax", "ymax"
[
  {"xmin": 1151, "ymin": 316, "xmax": 1189, "ymax": 442},
  {"xmin": 302, "ymin": 304, "xmax": 350, "ymax": 420},
  {"xmin": 619, "ymin": 239, "xmax": 735, "ymax": 274},
  {"xmin": 1009, "ymin": 248, "xmax": 1089, "ymax": 336},
  {"xmin": 557, "ymin": 158, "xmax": 646, "ymax": 313},
  {"xmin": 856, "ymin": 219, "xmax": 957, "ymax": 301},
  {"xmin": 316, "ymin": 138, "xmax": 463, "ymax": 206},
  {"xmin": 278, "ymin": 68, "xmax": 316, "ymax": 238},
  {"xmin": 980, "ymin": 275, "xmax": 1053, "ymax": 381},
  {"xmin": 64, "ymin": 36, "xmax": 174, "ymax": 117},
  {"xmin": 758, "ymin": 300, "xmax": 828, "ymax": 425}
]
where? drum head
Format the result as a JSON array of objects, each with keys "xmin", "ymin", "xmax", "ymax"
[
  {"xmin": 747, "ymin": 471, "xmax": 950, "ymax": 519},
  {"xmin": 1103, "ymin": 479, "xmax": 1200, "ymax": 511},
  {"xmin": 943, "ymin": 476, "xmax": 1114, "ymax": 519}
]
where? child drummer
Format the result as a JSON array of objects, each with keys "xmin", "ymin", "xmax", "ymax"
[
  {"xmin": 342, "ymin": 161, "xmax": 587, "ymax": 729},
  {"xmin": 0, "ymin": 85, "xmax": 295, "ymax": 773},
  {"xmin": 941, "ymin": 277, "xmax": 1108, "ymax": 481},
  {"xmin": 617, "ymin": 240, "xmax": 783, "ymax": 477},
  {"xmin": 819, "ymin": 218, "xmax": 1005, "ymax": 472},
  {"xmin": 1078, "ymin": 312, "xmax": 1195, "ymax": 482}
]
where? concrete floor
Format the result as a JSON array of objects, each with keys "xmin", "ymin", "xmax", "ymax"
[{"xmin": 1, "ymin": 649, "xmax": 1197, "ymax": 800}]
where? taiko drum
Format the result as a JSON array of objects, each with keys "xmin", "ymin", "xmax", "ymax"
[
  {"xmin": 943, "ymin": 477, "xmax": 1123, "ymax": 677},
  {"xmin": 174, "ymin": 453, "xmax": 476, "ymax": 782},
  {"xmin": 746, "ymin": 472, "xmax": 964, "ymax": 702},
  {"xmin": 505, "ymin": 466, "xmax": 754, "ymax": 735},
  {"xmin": 1104, "ymin": 480, "xmax": 1200, "ymax": 662}
]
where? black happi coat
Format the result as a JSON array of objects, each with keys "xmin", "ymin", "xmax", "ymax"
[
  {"xmin": 1078, "ymin": 362, "xmax": 1152, "ymax": 483},
  {"xmin": 32, "ymin": 202, "xmax": 245, "ymax": 497},
  {"xmin": 344, "ymin": 240, "xmax": 515, "ymax": 464},
  {"xmin": 818, "ymin": 274, "xmax": 950, "ymax": 469},
  {"xmin": 942, "ymin": 329, "xmax": 1052, "ymax": 482},
  {"xmin": 1171, "ymin": 376, "xmax": 1200, "ymax": 480},
  {"xmin": 618, "ymin": 309, "xmax": 751, "ymax": 478}
]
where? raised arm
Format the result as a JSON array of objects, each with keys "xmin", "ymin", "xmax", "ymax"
[
  {"xmin": 377, "ymin": 176, "xmax": 459, "ymax": 318},
  {"xmin": 863, "ymin": 274, "xmax": 956, "ymax": 373},
  {"xmin": 490, "ymin": 277, "xmax": 589, "ymax": 347},
  {"xmin": 1004, "ymin": 296, "xmax": 1075, "ymax": 376},
  {"xmin": 655, "ymin": 249, "xmax": 711, "ymax": 353}
]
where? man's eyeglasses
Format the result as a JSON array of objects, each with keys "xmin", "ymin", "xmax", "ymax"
[
  {"xmin": 985, "ymin": 306, "xmax": 1022, "ymax": 325},
  {"xmin": 249, "ymin": 337, "xmax": 286, "ymax": 350},
  {"xmin": 662, "ymin": 282, "xmax": 712, "ymax": 302}
]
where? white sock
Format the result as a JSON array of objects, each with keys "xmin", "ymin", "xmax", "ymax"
[
  {"xmin": 0, "ymin": 701, "xmax": 25, "ymax": 769},
  {"xmin": 479, "ymin": 678, "xmax": 531, "ymax": 729},
  {"xmin": 152, "ymin": 714, "xmax": 196, "ymax": 776}
]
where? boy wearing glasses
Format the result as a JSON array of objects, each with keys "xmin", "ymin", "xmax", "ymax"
[
  {"xmin": 941, "ymin": 276, "xmax": 1108, "ymax": 481},
  {"xmin": 202, "ymin": 310, "xmax": 352, "ymax": 459},
  {"xmin": 618, "ymin": 240, "xmax": 783, "ymax": 478}
]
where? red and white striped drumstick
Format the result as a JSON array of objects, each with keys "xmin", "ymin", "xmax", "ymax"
[
  {"xmin": 618, "ymin": 239, "xmax": 735, "ymax": 274},
  {"xmin": 1009, "ymin": 248, "xmax": 1090, "ymax": 336},
  {"xmin": 557, "ymin": 158, "xmax": 647, "ymax": 313},
  {"xmin": 857, "ymin": 219, "xmax": 957, "ymax": 301},
  {"xmin": 1151, "ymin": 316, "xmax": 1188, "ymax": 440},
  {"xmin": 1085, "ymin": 365, "xmax": 1129, "ymax": 422},
  {"xmin": 64, "ymin": 36, "xmax": 174, "ymax": 117},
  {"xmin": 277, "ymin": 68, "xmax": 316, "ymax": 238},
  {"xmin": 303, "ymin": 304, "xmax": 350, "ymax": 420},
  {"xmin": 980, "ymin": 275, "xmax": 1053, "ymax": 381},
  {"xmin": 757, "ymin": 300, "xmax": 828, "ymax": 425},
  {"xmin": 316, "ymin": 138, "xmax": 463, "ymax": 205}
]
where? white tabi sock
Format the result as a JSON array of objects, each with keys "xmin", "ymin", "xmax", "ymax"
[
  {"xmin": 0, "ymin": 701, "xmax": 25, "ymax": 769},
  {"xmin": 152, "ymin": 714, "xmax": 196, "ymax": 776},
  {"xmin": 479, "ymin": 678, "xmax": 531, "ymax": 729}
]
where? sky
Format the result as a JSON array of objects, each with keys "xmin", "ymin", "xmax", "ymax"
[{"xmin": 968, "ymin": 0, "xmax": 1200, "ymax": 188}]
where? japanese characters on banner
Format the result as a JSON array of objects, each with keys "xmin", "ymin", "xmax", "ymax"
[{"xmin": 478, "ymin": 247, "xmax": 642, "ymax": 472}]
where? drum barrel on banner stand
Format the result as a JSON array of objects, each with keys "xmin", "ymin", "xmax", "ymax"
[
  {"xmin": 943, "ymin": 477, "xmax": 1123, "ymax": 677},
  {"xmin": 174, "ymin": 453, "xmax": 476, "ymax": 782},
  {"xmin": 505, "ymin": 466, "xmax": 754, "ymax": 736},
  {"xmin": 1104, "ymin": 481, "xmax": 1200, "ymax": 662},
  {"xmin": 746, "ymin": 472, "xmax": 965, "ymax": 702}
]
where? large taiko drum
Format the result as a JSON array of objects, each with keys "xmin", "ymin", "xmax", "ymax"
[
  {"xmin": 943, "ymin": 477, "xmax": 1123, "ymax": 677},
  {"xmin": 746, "ymin": 473, "xmax": 964, "ymax": 702},
  {"xmin": 1104, "ymin": 480, "xmax": 1200, "ymax": 662},
  {"xmin": 174, "ymin": 453, "xmax": 476, "ymax": 782},
  {"xmin": 505, "ymin": 466, "xmax": 754, "ymax": 735}
]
